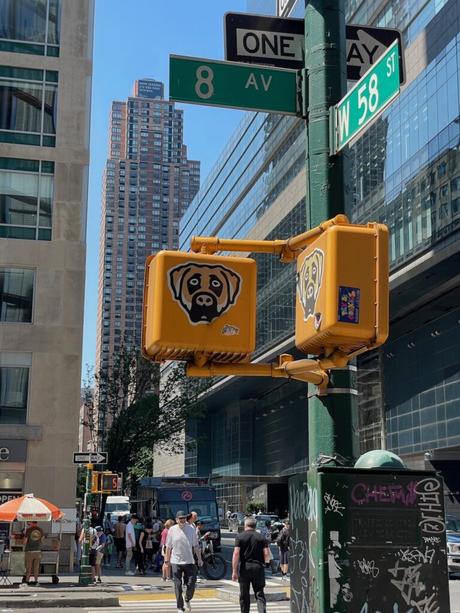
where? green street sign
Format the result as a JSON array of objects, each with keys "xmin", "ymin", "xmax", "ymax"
[
  {"xmin": 169, "ymin": 54, "xmax": 299, "ymax": 115},
  {"xmin": 331, "ymin": 39, "xmax": 400, "ymax": 153}
]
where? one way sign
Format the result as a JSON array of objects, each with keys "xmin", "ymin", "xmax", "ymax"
[
  {"xmin": 225, "ymin": 13, "xmax": 404, "ymax": 83},
  {"xmin": 73, "ymin": 451, "xmax": 108, "ymax": 465}
]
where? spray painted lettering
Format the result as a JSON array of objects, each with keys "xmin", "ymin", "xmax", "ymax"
[
  {"xmin": 324, "ymin": 492, "xmax": 345, "ymax": 516},
  {"xmin": 290, "ymin": 482, "xmax": 318, "ymax": 524},
  {"xmin": 351, "ymin": 481, "xmax": 417, "ymax": 506},
  {"xmin": 415, "ymin": 478, "xmax": 445, "ymax": 534}
]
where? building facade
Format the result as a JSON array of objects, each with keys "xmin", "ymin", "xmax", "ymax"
[
  {"xmin": 178, "ymin": 0, "xmax": 460, "ymax": 514},
  {"xmin": 95, "ymin": 79, "xmax": 200, "ymax": 435},
  {"xmin": 0, "ymin": 0, "xmax": 94, "ymax": 563}
]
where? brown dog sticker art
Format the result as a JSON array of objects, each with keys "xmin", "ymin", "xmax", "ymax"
[
  {"xmin": 168, "ymin": 262, "xmax": 242, "ymax": 324},
  {"xmin": 297, "ymin": 248, "xmax": 324, "ymax": 323}
]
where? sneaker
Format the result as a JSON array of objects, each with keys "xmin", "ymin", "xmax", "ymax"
[
  {"xmin": 185, "ymin": 601, "xmax": 192, "ymax": 612},
  {"xmin": 125, "ymin": 570, "xmax": 135, "ymax": 575}
]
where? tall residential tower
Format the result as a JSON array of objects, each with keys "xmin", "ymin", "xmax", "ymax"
[{"xmin": 95, "ymin": 79, "xmax": 199, "ymax": 412}]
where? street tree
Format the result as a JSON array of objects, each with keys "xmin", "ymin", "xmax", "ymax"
[{"xmin": 82, "ymin": 346, "xmax": 205, "ymax": 492}]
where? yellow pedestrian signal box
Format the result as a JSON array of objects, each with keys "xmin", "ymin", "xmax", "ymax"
[
  {"xmin": 143, "ymin": 251, "xmax": 257, "ymax": 363},
  {"xmin": 295, "ymin": 223, "xmax": 389, "ymax": 356},
  {"xmin": 92, "ymin": 472, "xmax": 120, "ymax": 494}
]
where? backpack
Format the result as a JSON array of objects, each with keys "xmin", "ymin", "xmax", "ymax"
[{"xmin": 276, "ymin": 528, "xmax": 290, "ymax": 549}]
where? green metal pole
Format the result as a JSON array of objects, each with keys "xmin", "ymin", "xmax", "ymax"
[
  {"xmin": 303, "ymin": 2, "xmax": 359, "ymax": 610},
  {"xmin": 305, "ymin": 0, "xmax": 359, "ymax": 468},
  {"xmin": 78, "ymin": 463, "xmax": 93, "ymax": 585}
]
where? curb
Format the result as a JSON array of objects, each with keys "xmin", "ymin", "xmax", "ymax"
[{"xmin": 0, "ymin": 595, "xmax": 119, "ymax": 609}]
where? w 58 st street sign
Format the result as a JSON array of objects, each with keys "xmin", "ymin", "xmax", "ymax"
[{"xmin": 331, "ymin": 40, "xmax": 400, "ymax": 153}]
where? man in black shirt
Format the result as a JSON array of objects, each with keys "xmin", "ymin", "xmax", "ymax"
[{"xmin": 232, "ymin": 517, "xmax": 270, "ymax": 613}]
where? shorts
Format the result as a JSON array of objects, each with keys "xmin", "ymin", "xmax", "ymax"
[
  {"xmin": 89, "ymin": 549, "xmax": 96, "ymax": 566},
  {"xmin": 279, "ymin": 549, "xmax": 289, "ymax": 565},
  {"xmin": 114, "ymin": 537, "xmax": 125, "ymax": 553}
]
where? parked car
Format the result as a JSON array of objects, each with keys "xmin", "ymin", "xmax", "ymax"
[
  {"xmin": 228, "ymin": 512, "xmax": 246, "ymax": 532},
  {"xmin": 447, "ymin": 532, "xmax": 460, "ymax": 576}
]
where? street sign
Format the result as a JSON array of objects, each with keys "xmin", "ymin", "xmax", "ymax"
[
  {"xmin": 276, "ymin": 0, "xmax": 296, "ymax": 18},
  {"xmin": 224, "ymin": 12, "xmax": 303, "ymax": 70},
  {"xmin": 331, "ymin": 39, "xmax": 400, "ymax": 154},
  {"xmin": 73, "ymin": 451, "xmax": 108, "ymax": 465},
  {"xmin": 170, "ymin": 55, "xmax": 299, "ymax": 115},
  {"xmin": 224, "ymin": 14, "xmax": 403, "ymax": 83},
  {"xmin": 347, "ymin": 25, "xmax": 404, "ymax": 82}
]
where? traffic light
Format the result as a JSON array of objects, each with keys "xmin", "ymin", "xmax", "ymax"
[
  {"xmin": 295, "ymin": 222, "xmax": 389, "ymax": 356},
  {"xmin": 91, "ymin": 472, "xmax": 120, "ymax": 493},
  {"xmin": 101, "ymin": 473, "xmax": 120, "ymax": 493},
  {"xmin": 143, "ymin": 250, "xmax": 257, "ymax": 363}
]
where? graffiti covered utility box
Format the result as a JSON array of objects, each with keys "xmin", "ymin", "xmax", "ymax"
[
  {"xmin": 142, "ymin": 251, "xmax": 257, "ymax": 363},
  {"xmin": 289, "ymin": 467, "xmax": 450, "ymax": 613},
  {"xmin": 295, "ymin": 223, "xmax": 389, "ymax": 356}
]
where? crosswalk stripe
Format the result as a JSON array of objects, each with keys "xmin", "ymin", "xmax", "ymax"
[{"xmin": 89, "ymin": 597, "xmax": 291, "ymax": 612}]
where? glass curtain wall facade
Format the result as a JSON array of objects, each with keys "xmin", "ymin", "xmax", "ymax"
[{"xmin": 180, "ymin": 0, "xmax": 460, "ymax": 512}]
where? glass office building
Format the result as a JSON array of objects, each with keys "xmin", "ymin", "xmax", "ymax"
[{"xmin": 179, "ymin": 0, "xmax": 460, "ymax": 513}]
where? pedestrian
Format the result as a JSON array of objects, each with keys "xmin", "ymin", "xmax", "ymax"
[
  {"xmin": 114, "ymin": 515, "xmax": 126, "ymax": 568},
  {"xmin": 160, "ymin": 519, "xmax": 174, "ymax": 581},
  {"xmin": 143, "ymin": 518, "xmax": 154, "ymax": 570},
  {"xmin": 24, "ymin": 521, "xmax": 44, "ymax": 585},
  {"xmin": 257, "ymin": 520, "xmax": 276, "ymax": 574},
  {"xmin": 151, "ymin": 518, "xmax": 162, "ymax": 571},
  {"xmin": 104, "ymin": 529, "xmax": 114, "ymax": 566},
  {"xmin": 94, "ymin": 526, "xmax": 106, "ymax": 583},
  {"xmin": 135, "ymin": 518, "xmax": 146, "ymax": 575},
  {"xmin": 232, "ymin": 516, "xmax": 271, "ymax": 613},
  {"xmin": 125, "ymin": 513, "xmax": 138, "ymax": 575},
  {"xmin": 276, "ymin": 521, "xmax": 291, "ymax": 582},
  {"xmin": 103, "ymin": 512, "xmax": 114, "ymax": 534},
  {"xmin": 164, "ymin": 510, "xmax": 203, "ymax": 613}
]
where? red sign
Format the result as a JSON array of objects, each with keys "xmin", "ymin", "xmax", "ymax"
[{"xmin": 181, "ymin": 490, "xmax": 193, "ymax": 501}]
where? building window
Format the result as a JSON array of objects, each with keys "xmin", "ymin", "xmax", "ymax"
[
  {"xmin": 0, "ymin": 66, "xmax": 58, "ymax": 146},
  {"xmin": 0, "ymin": 158, "xmax": 53, "ymax": 239},
  {"xmin": 0, "ymin": 0, "xmax": 60, "ymax": 56},
  {"xmin": 0, "ymin": 268, "xmax": 34, "ymax": 322},
  {"xmin": 0, "ymin": 352, "xmax": 31, "ymax": 424}
]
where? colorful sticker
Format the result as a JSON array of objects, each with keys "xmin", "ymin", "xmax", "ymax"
[{"xmin": 338, "ymin": 286, "xmax": 360, "ymax": 324}]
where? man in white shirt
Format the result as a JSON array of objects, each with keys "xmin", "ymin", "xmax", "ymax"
[
  {"xmin": 125, "ymin": 514, "xmax": 138, "ymax": 575},
  {"xmin": 164, "ymin": 510, "xmax": 203, "ymax": 613}
]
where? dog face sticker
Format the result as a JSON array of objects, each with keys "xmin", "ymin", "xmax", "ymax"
[
  {"xmin": 169, "ymin": 262, "xmax": 242, "ymax": 324},
  {"xmin": 297, "ymin": 248, "xmax": 324, "ymax": 322}
]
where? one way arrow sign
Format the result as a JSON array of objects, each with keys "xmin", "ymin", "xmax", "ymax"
[
  {"xmin": 225, "ymin": 14, "xmax": 404, "ymax": 83},
  {"xmin": 73, "ymin": 451, "xmax": 108, "ymax": 465}
]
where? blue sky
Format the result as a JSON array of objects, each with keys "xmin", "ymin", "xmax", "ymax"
[{"xmin": 82, "ymin": 0, "xmax": 251, "ymax": 376}]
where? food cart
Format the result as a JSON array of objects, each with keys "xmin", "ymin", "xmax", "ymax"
[{"xmin": 0, "ymin": 493, "xmax": 64, "ymax": 586}]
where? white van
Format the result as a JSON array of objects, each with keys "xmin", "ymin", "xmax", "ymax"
[{"xmin": 105, "ymin": 495, "xmax": 130, "ymax": 522}]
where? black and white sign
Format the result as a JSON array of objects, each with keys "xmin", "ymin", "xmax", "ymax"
[
  {"xmin": 347, "ymin": 24, "xmax": 404, "ymax": 82},
  {"xmin": 0, "ymin": 489, "xmax": 22, "ymax": 504},
  {"xmin": 225, "ymin": 14, "xmax": 404, "ymax": 82},
  {"xmin": 225, "ymin": 13, "xmax": 303, "ymax": 70},
  {"xmin": 73, "ymin": 451, "xmax": 108, "ymax": 465},
  {"xmin": 276, "ymin": 0, "xmax": 297, "ymax": 18}
]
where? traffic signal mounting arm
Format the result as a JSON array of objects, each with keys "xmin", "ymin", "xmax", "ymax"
[{"xmin": 190, "ymin": 214, "xmax": 349, "ymax": 262}]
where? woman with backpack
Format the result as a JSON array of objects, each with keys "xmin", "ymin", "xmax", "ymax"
[{"xmin": 276, "ymin": 520, "xmax": 291, "ymax": 581}]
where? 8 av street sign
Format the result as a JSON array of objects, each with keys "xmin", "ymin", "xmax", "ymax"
[
  {"xmin": 224, "ymin": 13, "xmax": 403, "ymax": 82},
  {"xmin": 331, "ymin": 40, "xmax": 400, "ymax": 153},
  {"xmin": 73, "ymin": 451, "xmax": 108, "ymax": 465},
  {"xmin": 169, "ymin": 55, "xmax": 299, "ymax": 115}
]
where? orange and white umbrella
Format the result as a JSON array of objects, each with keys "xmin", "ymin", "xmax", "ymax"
[{"xmin": 0, "ymin": 493, "xmax": 64, "ymax": 522}]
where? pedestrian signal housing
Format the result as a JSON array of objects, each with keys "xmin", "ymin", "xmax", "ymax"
[
  {"xmin": 143, "ymin": 251, "xmax": 257, "ymax": 363},
  {"xmin": 91, "ymin": 472, "xmax": 120, "ymax": 494},
  {"xmin": 295, "ymin": 223, "xmax": 389, "ymax": 356}
]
